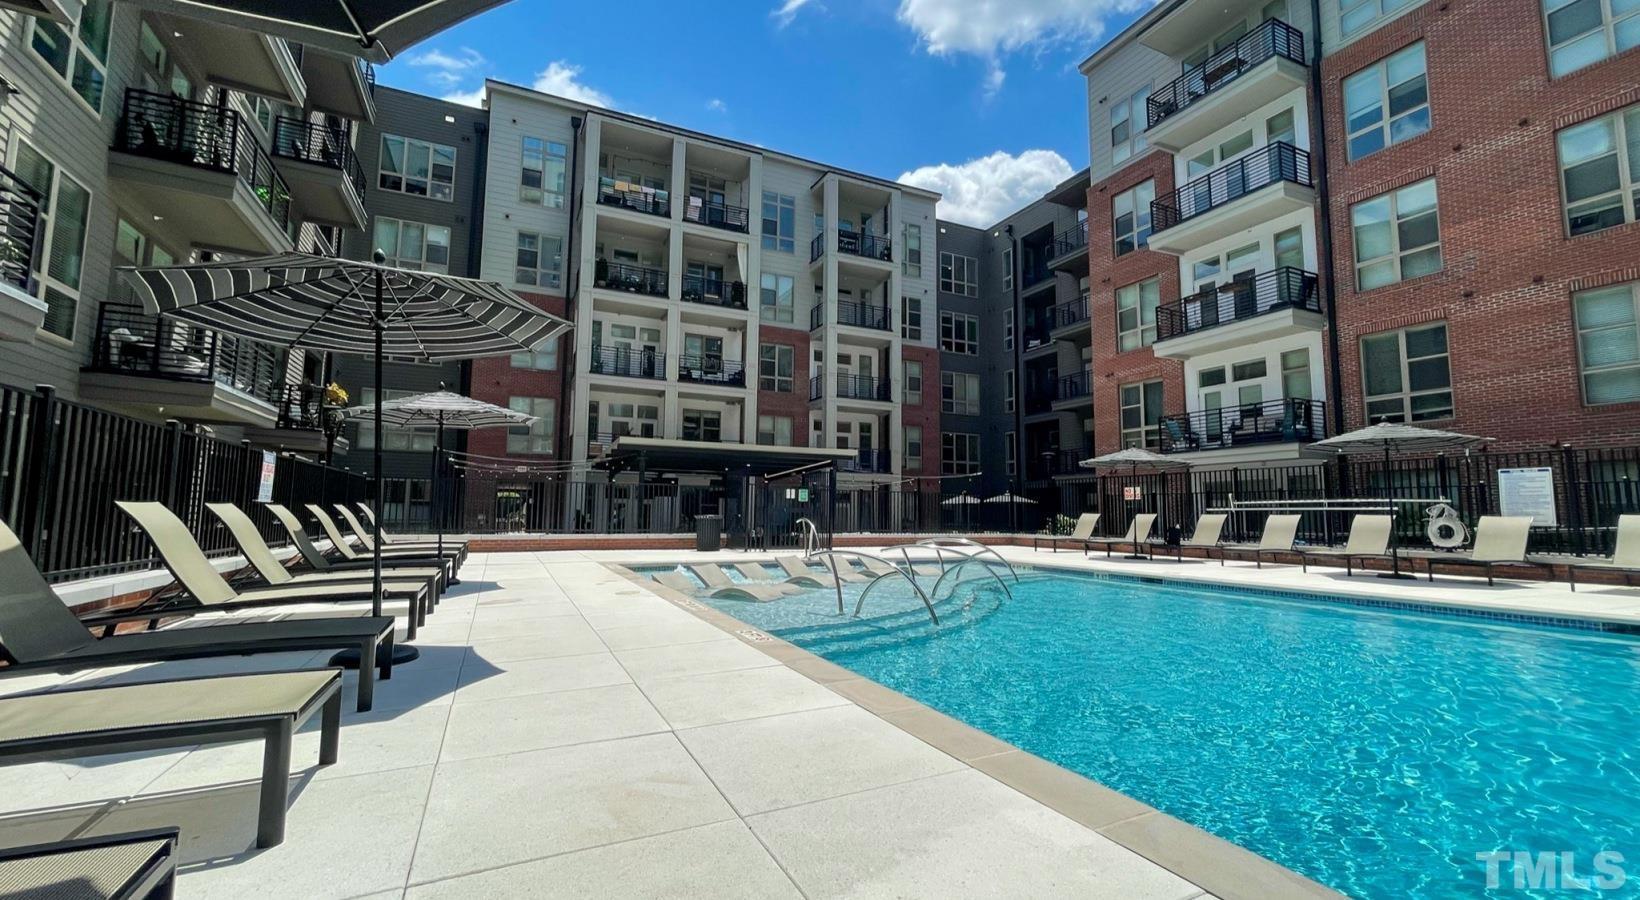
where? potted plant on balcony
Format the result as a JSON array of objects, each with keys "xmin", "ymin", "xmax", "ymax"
[{"xmin": 320, "ymin": 381, "xmax": 349, "ymax": 464}]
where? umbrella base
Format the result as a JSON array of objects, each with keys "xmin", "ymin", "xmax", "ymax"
[
  {"xmin": 1376, "ymin": 572, "xmax": 1417, "ymax": 580},
  {"xmin": 1122, "ymin": 554, "xmax": 1149, "ymax": 561},
  {"xmin": 330, "ymin": 644, "xmax": 420, "ymax": 669}
]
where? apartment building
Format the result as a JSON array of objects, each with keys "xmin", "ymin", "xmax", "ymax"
[
  {"xmin": 467, "ymin": 80, "xmax": 942, "ymax": 509},
  {"xmin": 0, "ymin": 0, "xmax": 375, "ymax": 453}
]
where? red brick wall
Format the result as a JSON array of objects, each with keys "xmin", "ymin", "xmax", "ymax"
[
  {"xmin": 901, "ymin": 344, "xmax": 941, "ymax": 475},
  {"xmin": 1087, "ymin": 151, "xmax": 1186, "ymax": 454},
  {"xmin": 1321, "ymin": 0, "xmax": 1640, "ymax": 448},
  {"xmin": 755, "ymin": 324, "xmax": 813, "ymax": 446},
  {"xmin": 466, "ymin": 290, "xmax": 570, "ymax": 459}
]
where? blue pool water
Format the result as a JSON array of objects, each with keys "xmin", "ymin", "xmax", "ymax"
[{"xmin": 695, "ymin": 565, "xmax": 1640, "ymax": 898}]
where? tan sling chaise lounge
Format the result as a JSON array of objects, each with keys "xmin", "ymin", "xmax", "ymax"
[
  {"xmin": 1085, "ymin": 514, "xmax": 1157, "ymax": 558},
  {"xmin": 266, "ymin": 503, "xmax": 453, "ymax": 589},
  {"xmin": 1150, "ymin": 514, "xmax": 1228, "ymax": 561},
  {"xmin": 1297, "ymin": 515, "xmax": 1395, "ymax": 575},
  {"xmin": 1033, "ymin": 513, "xmax": 1100, "ymax": 553},
  {"xmin": 1563, "ymin": 515, "xmax": 1640, "ymax": 592},
  {"xmin": 0, "ymin": 828, "xmax": 179, "ymax": 898},
  {"xmin": 208, "ymin": 503, "xmax": 445, "ymax": 603},
  {"xmin": 305, "ymin": 505, "xmax": 460, "ymax": 582},
  {"xmin": 1217, "ymin": 514, "xmax": 1303, "ymax": 568}
]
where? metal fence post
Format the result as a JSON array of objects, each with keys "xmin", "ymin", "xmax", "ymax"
[
  {"xmin": 158, "ymin": 419, "xmax": 185, "ymax": 511},
  {"xmin": 1563, "ymin": 444, "xmax": 1587, "ymax": 557},
  {"xmin": 19, "ymin": 384, "xmax": 59, "ymax": 558}
]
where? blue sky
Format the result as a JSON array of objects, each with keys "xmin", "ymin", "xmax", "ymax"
[{"xmin": 377, "ymin": 0, "xmax": 1153, "ymax": 226}]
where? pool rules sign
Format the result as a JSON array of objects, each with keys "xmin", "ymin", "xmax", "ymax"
[
  {"xmin": 1497, "ymin": 467, "xmax": 1557, "ymax": 527},
  {"xmin": 256, "ymin": 451, "xmax": 277, "ymax": 503}
]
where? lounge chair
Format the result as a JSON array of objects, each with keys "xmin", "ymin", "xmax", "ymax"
[
  {"xmin": 690, "ymin": 564, "xmax": 793, "ymax": 601},
  {"xmin": 207, "ymin": 502, "xmax": 445, "ymax": 601},
  {"xmin": 1565, "ymin": 515, "xmax": 1640, "ymax": 592},
  {"xmin": 0, "ymin": 669, "xmax": 343, "ymax": 848},
  {"xmin": 1422, "ymin": 516, "xmax": 1543, "ymax": 585},
  {"xmin": 775, "ymin": 556, "xmax": 833, "ymax": 586},
  {"xmin": 785, "ymin": 555, "xmax": 868, "ymax": 584},
  {"xmin": 0, "ymin": 828, "xmax": 179, "ymax": 898},
  {"xmin": 0, "ymin": 519, "xmax": 393, "ymax": 711},
  {"xmin": 114, "ymin": 502, "xmax": 433, "ymax": 639},
  {"xmin": 1298, "ymin": 515, "xmax": 1394, "ymax": 575},
  {"xmin": 267, "ymin": 503, "xmax": 455, "ymax": 587},
  {"xmin": 1085, "ymin": 514, "xmax": 1157, "ymax": 558},
  {"xmin": 1151, "ymin": 513, "xmax": 1227, "ymax": 561},
  {"xmin": 1032, "ymin": 513, "xmax": 1100, "ymax": 553},
  {"xmin": 1217, "ymin": 514, "xmax": 1302, "ymax": 568},
  {"xmin": 356, "ymin": 503, "xmax": 470, "ymax": 563},
  {"xmin": 335, "ymin": 506, "xmax": 464, "ymax": 568},
  {"xmin": 305, "ymin": 505, "xmax": 460, "ymax": 582}
]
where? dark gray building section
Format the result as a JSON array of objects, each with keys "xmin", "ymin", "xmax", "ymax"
[{"xmin": 935, "ymin": 220, "xmax": 1009, "ymax": 498}]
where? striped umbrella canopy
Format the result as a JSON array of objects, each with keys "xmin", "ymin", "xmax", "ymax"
[
  {"xmin": 1310, "ymin": 422, "xmax": 1490, "ymax": 456},
  {"xmin": 1079, "ymin": 447, "xmax": 1193, "ymax": 473},
  {"xmin": 342, "ymin": 390, "xmax": 536, "ymax": 429}
]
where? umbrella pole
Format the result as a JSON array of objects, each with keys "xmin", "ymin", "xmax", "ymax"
[
  {"xmin": 434, "ymin": 416, "xmax": 444, "ymax": 562},
  {"xmin": 1380, "ymin": 440, "xmax": 1413, "ymax": 579}
]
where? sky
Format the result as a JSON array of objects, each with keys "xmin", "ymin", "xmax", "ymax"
[{"xmin": 376, "ymin": 0, "xmax": 1156, "ymax": 227}]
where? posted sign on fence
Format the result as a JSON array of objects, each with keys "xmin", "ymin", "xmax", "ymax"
[
  {"xmin": 1498, "ymin": 467, "xmax": 1557, "ymax": 527},
  {"xmin": 257, "ymin": 451, "xmax": 277, "ymax": 503}
]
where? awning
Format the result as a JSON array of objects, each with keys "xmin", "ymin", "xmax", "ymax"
[{"xmin": 596, "ymin": 437, "xmax": 858, "ymax": 477}]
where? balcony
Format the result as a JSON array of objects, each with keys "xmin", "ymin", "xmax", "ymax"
[
  {"xmin": 1055, "ymin": 371, "xmax": 1091, "ymax": 404},
  {"xmin": 299, "ymin": 50, "xmax": 375, "ymax": 122},
  {"xmin": 682, "ymin": 198, "xmax": 750, "ymax": 233},
  {"xmin": 812, "ymin": 299, "xmax": 891, "ymax": 332},
  {"xmin": 811, "ymin": 373, "xmax": 892, "ymax": 403},
  {"xmin": 840, "ymin": 448, "xmax": 892, "ymax": 474},
  {"xmin": 270, "ymin": 117, "xmax": 366, "ymax": 229},
  {"xmin": 1047, "ymin": 221, "xmax": 1089, "ymax": 276},
  {"xmin": 1030, "ymin": 447, "xmax": 1091, "ymax": 479},
  {"xmin": 144, "ymin": 16, "xmax": 306, "ymax": 106},
  {"xmin": 0, "ymin": 165, "xmax": 45, "ymax": 342},
  {"xmin": 1021, "ymin": 263, "xmax": 1055, "ymax": 295},
  {"xmin": 110, "ymin": 89, "xmax": 293, "ymax": 255},
  {"xmin": 81, "ymin": 303, "xmax": 285, "ymax": 426},
  {"xmin": 1145, "ymin": 19, "xmax": 1307, "ymax": 152},
  {"xmin": 588, "ymin": 345, "xmax": 666, "ymax": 380},
  {"xmin": 1022, "ymin": 326, "xmax": 1054, "ymax": 355},
  {"xmin": 1147, "ymin": 142, "xmax": 1314, "ymax": 255},
  {"xmin": 1153, "ymin": 268, "xmax": 1323, "ymax": 359},
  {"xmin": 598, "ymin": 176, "xmax": 670, "ymax": 218},
  {"xmin": 680, "ymin": 275, "xmax": 747, "ymax": 310},
  {"xmin": 594, "ymin": 261, "xmax": 668, "ymax": 298},
  {"xmin": 244, "ymin": 384, "xmax": 333, "ymax": 452},
  {"xmin": 677, "ymin": 355, "xmax": 746, "ymax": 388},
  {"xmin": 1158, "ymin": 398, "xmax": 1327, "ymax": 456},
  {"xmin": 813, "ymin": 230, "xmax": 892, "ymax": 263},
  {"xmin": 1049, "ymin": 296, "xmax": 1090, "ymax": 338}
]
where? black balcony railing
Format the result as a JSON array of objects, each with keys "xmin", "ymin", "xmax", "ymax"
[
  {"xmin": 680, "ymin": 275, "xmax": 747, "ymax": 309},
  {"xmin": 1152, "ymin": 141, "xmax": 1312, "ymax": 233},
  {"xmin": 1158, "ymin": 398, "xmax": 1327, "ymax": 454},
  {"xmin": 1029, "ymin": 447, "xmax": 1091, "ymax": 479},
  {"xmin": 271, "ymin": 116, "xmax": 365, "ymax": 199},
  {"xmin": 0, "ymin": 165, "xmax": 43, "ymax": 296},
  {"xmin": 1022, "ymin": 263, "xmax": 1054, "ymax": 290},
  {"xmin": 837, "ymin": 229, "xmax": 892, "ymax": 262},
  {"xmin": 597, "ymin": 176, "xmax": 669, "ymax": 217},
  {"xmin": 1051, "ymin": 295, "xmax": 1089, "ymax": 331},
  {"xmin": 836, "ymin": 299, "xmax": 890, "ymax": 331},
  {"xmin": 88, "ymin": 303, "xmax": 285, "ymax": 406},
  {"xmin": 276, "ymin": 383, "xmax": 329, "ymax": 431},
  {"xmin": 588, "ymin": 345, "xmax": 666, "ymax": 380},
  {"xmin": 682, "ymin": 197, "xmax": 750, "ymax": 232},
  {"xmin": 841, "ymin": 449, "xmax": 891, "ymax": 473},
  {"xmin": 114, "ymin": 89, "xmax": 292, "ymax": 232},
  {"xmin": 1022, "ymin": 326, "xmax": 1053, "ymax": 352},
  {"xmin": 1025, "ymin": 381, "xmax": 1055, "ymax": 414},
  {"xmin": 1049, "ymin": 221, "xmax": 1088, "ymax": 262},
  {"xmin": 1147, "ymin": 19, "xmax": 1306, "ymax": 130},
  {"xmin": 1056, "ymin": 370, "xmax": 1091, "ymax": 402},
  {"xmin": 677, "ymin": 355, "xmax": 746, "ymax": 387},
  {"xmin": 1156, "ymin": 268, "xmax": 1321, "ymax": 341},
  {"xmin": 594, "ymin": 260, "xmax": 668, "ymax": 297},
  {"xmin": 811, "ymin": 373, "xmax": 891, "ymax": 402}
]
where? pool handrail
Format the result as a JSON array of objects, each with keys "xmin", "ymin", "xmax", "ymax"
[
  {"xmin": 914, "ymin": 538, "xmax": 1020, "ymax": 583},
  {"xmin": 879, "ymin": 540, "xmax": 1017, "ymax": 602},
  {"xmin": 806, "ymin": 549, "xmax": 938, "ymax": 624}
]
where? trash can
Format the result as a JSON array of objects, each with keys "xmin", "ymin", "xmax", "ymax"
[{"xmin": 695, "ymin": 515, "xmax": 723, "ymax": 552}]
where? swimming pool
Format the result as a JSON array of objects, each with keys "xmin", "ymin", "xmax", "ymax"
[{"xmin": 692, "ymin": 564, "xmax": 1640, "ymax": 898}]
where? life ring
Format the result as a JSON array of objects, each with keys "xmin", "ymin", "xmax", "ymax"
[{"xmin": 1426, "ymin": 504, "xmax": 1468, "ymax": 548}]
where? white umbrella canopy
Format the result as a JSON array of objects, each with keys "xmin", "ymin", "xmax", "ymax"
[
  {"xmin": 983, "ymin": 492, "xmax": 1037, "ymax": 504},
  {"xmin": 941, "ymin": 494, "xmax": 980, "ymax": 506},
  {"xmin": 1079, "ymin": 447, "xmax": 1193, "ymax": 473},
  {"xmin": 342, "ymin": 390, "xmax": 536, "ymax": 429},
  {"xmin": 1310, "ymin": 422, "xmax": 1490, "ymax": 455}
]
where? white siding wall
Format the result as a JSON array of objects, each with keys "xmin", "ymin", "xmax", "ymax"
[
  {"xmin": 480, "ymin": 90, "xmax": 577, "ymax": 291},
  {"xmin": 1085, "ymin": 41, "xmax": 1178, "ymax": 183}
]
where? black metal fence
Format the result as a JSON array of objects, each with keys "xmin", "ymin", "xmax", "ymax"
[{"xmin": 1152, "ymin": 141, "xmax": 1312, "ymax": 232}]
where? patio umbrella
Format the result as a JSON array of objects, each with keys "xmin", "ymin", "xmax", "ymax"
[
  {"xmin": 983, "ymin": 492, "xmax": 1037, "ymax": 504},
  {"xmin": 115, "ymin": 0, "xmax": 514, "ymax": 61},
  {"xmin": 122, "ymin": 251, "xmax": 571, "ymax": 664},
  {"xmin": 1311, "ymin": 423, "xmax": 1491, "ymax": 577},
  {"xmin": 940, "ymin": 493, "xmax": 980, "ymax": 505},
  {"xmin": 1081, "ymin": 448, "xmax": 1191, "ymax": 556}
]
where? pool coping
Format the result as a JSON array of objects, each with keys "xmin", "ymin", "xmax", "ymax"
[{"xmin": 605, "ymin": 560, "xmax": 1344, "ymax": 900}]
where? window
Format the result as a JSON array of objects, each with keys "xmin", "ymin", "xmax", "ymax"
[
  {"xmin": 1341, "ymin": 0, "xmax": 1422, "ymax": 35},
  {"xmin": 510, "ymin": 336, "xmax": 558, "ymax": 370},
  {"xmin": 1115, "ymin": 278, "xmax": 1160, "ymax": 351},
  {"xmin": 520, "ymin": 137, "xmax": 568, "ymax": 208},
  {"xmin": 1006, "ymin": 432, "xmax": 1017, "ymax": 476},
  {"xmin": 905, "ymin": 426, "xmax": 923, "ymax": 466},
  {"xmin": 1274, "ymin": 226, "xmax": 1305, "ymax": 269},
  {"xmin": 759, "ymin": 343, "xmax": 794, "ymax": 391},
  {"xmin": 515, "ymin": 231, "xmax": 563, "ymax": 289},
  {"xmin": 13, "ymin": 141, "xmax": 89, "ymax": 339},
  {"xmin": 681, "ymin": 410, "xmax": 722, "ymax": 443},
  {"xmin": 1282, "ymin": 348, "xmax": 1313, "ymax": 398},
  {"xmin": 1004, "ymin": 370, "xmax": 1016, "ymax": 412},
  {"xmin": 1543, "ymin": 0, "xmax": 1640, "ymax": 77},
  {"xmin": 762, "ymin": 192, "xmax": 795, "ymax": 253},
  {"xmin": 905, "ymin": 360, "xmax": 923, "ymax": 404},
  {"xmin": 357, "ymin": 389, "xmax": 436, "ymax": 450},
  {"xmin": 901, "ymin": 296, "xmax": 923, "ymax": 340},
  {"xmin": 759, "ymin": 273, "xmax": 794, "ymax": 323},
  {"xmin": 941, "ymin": 433, "xmax": 981, "ymax": 475},
  {"xmin": 1110, "ymin": 85, "xmax": 1151, "ymax": 164},
  {"xmin": 1573, "ymin": 282, "xmax": 1640, "ymax": 404},
  {"xmin": 758, "ymin": 415, "xmax": 794, "ymax": 446},
  {"xmin": 1352, "ymin": 178, "xmax": 1441, "ymax": 290},
  {"xmin": 942, "ymin": 372, "xmax": 981, "ymax": 415},
  {"xmin": 29, "ymin": 0, "xmax": 110, "ymax": 113},
  {"xmin": 939, "ymin": 311, "xmax": 980, "ymax": 354},
  {"xmin": 1119, "ymin": 381, "xmax": 1164, "ymax": 449},
  {"xmin": 378, "ymin": 134, "xmax": 456, "ymax": 201},
  {"xmin": 1004, "ymin": 309, "xmax": 1014, "ymax": 350},
  {"xmin": 1343, "ymin": 43, "xmax": 1430, "ymax": 161},
  {"xmin": 939, "ymin": 251, "xmax": 979, "ymax": 296},
  {"xmin": 506, "ymin": 397, "xmax": 555, "ymax": 454},
  {"xmin": 903, "ymin": 224, "xmax": 922, "ymax": 277},
  {"xmin": 1557, "ymin": 105, "xmax": 1640, "ymax": 236},
  {"xmin": 1362, "ymin": 323, "xmax": 1453, "ymax": 421},
  {"xmin": 1002, "ymin": 247, "xmax": 1014, "ymax": 292},
  {"xmin": 1113, "ymin": 181, "xmax": 1155, "ymax": 256},
  {"xmin": 374, "ymin": 217, "xmax": 451, "ymax": 273}
]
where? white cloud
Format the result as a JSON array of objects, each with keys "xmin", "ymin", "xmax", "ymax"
[
  {"xmin": 441, "ymin": 85, "xmax": 486, "ymax": 108},
  {"xmin": 896, "ymin": 0, "xmax": 1146, "ymax": 90},
  {"xmin": 407, "ymin": 47, "xmax": 484, "ymax": 72},
  {"xmin": 531, "ymin": 60, "xmax": 613, "ymax": 108},
  {"xmin": 898, "ymin": 149, "xmax": 1075, "ymax": 227},
  {"xmin": 772, "ymin": 0, "xmax": 815, "ymax": 28},
  {"xmin": 706, "ymin": 98, "xmax": 728, "ymax": 113}
]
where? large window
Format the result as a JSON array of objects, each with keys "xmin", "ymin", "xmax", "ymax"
[
  {"xmin": 1004, "ymin": 370, "xmax": 1015, "ymax": 413},
  {"xmin": 1116, "ymin": 278, "xmax": 1160, "ymax": 351},
  {"xmin": 942, "ymin": 371, "xmax": 980, "ymax": 415},
  {"xmin": 759, "ymin": 343, "xmax": 794, "ymax": 391},
  {"xmin": 520, "ymin": 137, "xmax": 567, "ymax": 208},
  {"xmin": 1351, "ymin": 178, "xmax": 1441, "ymax": 290},
  {"xmin": 374, "ymin": 217, "xmax": 451, "ymax": 273},
  {"xmin": 1343, "ymin": 43, "xmax": 1430, "ymax": 160},
  {"xmin": 1119, "ymin": 380, "xmax": 1164, "ymax": 449},
  {"xmin": 28, "ymin": 0, "xmax": 111, "ymax": 114},
  {"xmin": 13, "ymin": 141, "xmax": 90, "ymax": 340},
  {"xmin": 1113, "ymin": 181, "xmax": 1154, "ymax": 256},
  {"xmin": 506, "ymin": 397, "xmax": 555, "ymax": 454},
  {"xmin": 757, "ymin": 415, "xmax": 794, "ymax": 446},
  {"xmin": 515, "ymin": 231, "xmax": 562, "ymax": 289},
  {"xmin": 901, "ymin": 296, "xmax": 923, "ymax": 340},
  {"xmin": 939, "ymin": 251, "xmax": 978, "ymax": 296},
  {"xmin": 1361, "ymin": 322, "xmax": 1453, "ymax": 422},
  {"xmin": 939, "ymin": 311, "xmax": 979, "ymax": 354},
  {"xmin": 1340, "ymin": 0, "xmax": 1422, "ymax": 36},
  {"xmin": 379, "ymin": 134, "xmax": 456, "ymax": 201},
  {"xmin": 905, "ymin": 426, "xmax": 923, "ymax": 467},
  {"xmin": 941, "ymin": 432, "xmax": 980, "ymax": 475},
  {"xmin": 1573, "ymin": 282, "xmax": 1640, "ymax": 405},
  {"xmin": 903, "ymin": 224, "xmax": 922, "ymax": 277},
  {"xmin": 759, "ymin": 273, "xmax": 794, "ymax": 323},
  {"xmin": 762, "ymin": 192, "xmax": 795, "ymax": 253},
  {"xmin": 1110, "ymin": 85, "xmax": 1151, "ymax": 164},
  {"xmin": 681, "ymin": 409, "xmax": 721, "ymax": 443},
  {"xmin": 1543, "ymin": 0, "xmax": 1640, "ymax": 77},
  {"xmin": 1557, "ymin": 105, "xmax": 1640, "ymax": 236},
  {"xmin": 511, "ymin": 338, "xmax": 558, "ymax": 370},
  {"xmin": 904, "ymin": 360, "xmax": 923, "ymax": 404}
]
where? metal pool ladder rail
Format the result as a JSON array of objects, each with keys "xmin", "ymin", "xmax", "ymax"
[{"xmin": 804, "ymin": 549, "xmax": 939, "ymax": 624}]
